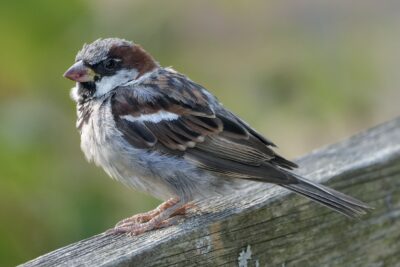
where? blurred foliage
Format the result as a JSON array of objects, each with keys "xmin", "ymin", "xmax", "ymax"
[{"xmin": 0, "ymin": 0, "xmax": 399, "ymax": 265}]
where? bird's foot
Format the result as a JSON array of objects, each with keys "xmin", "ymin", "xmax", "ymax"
[
  {"xmin": 107, "ymin": 198, "xmax": 194, "ymax": 236},
  {"xmin": 109, "ymin": 215, "xmax": 185, "ymax": 236}
]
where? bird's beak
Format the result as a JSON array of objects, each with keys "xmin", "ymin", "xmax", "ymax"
[{"xmin": 63, "ymin": 60, "xmax": 96, "ymax": 82}]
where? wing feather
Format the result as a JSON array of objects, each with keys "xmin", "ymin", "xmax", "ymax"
[{"xmin": 111, "ymin": 68, "xmax": 298, "ymax": 183}]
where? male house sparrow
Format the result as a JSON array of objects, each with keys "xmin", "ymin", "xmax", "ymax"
[{"xmin": 64, "ymin": 38, "xmax": 370, "ymax": 235}]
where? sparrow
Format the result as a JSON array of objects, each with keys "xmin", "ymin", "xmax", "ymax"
[{"xmin": 64, "ymin": 38, "xmax": 370, "ymax": 236}]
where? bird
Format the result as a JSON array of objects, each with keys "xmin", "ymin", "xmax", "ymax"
[{"xmin": 63, "ymin": 38, "xmax": 371, "ymax": 236}]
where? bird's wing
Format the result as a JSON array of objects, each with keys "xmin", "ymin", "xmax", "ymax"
[{"xmin": 111, "ymin": 68, "xmax": 298, "ymax": 184}]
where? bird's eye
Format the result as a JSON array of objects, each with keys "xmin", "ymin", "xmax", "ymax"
[{"xmin": 103, "ymin": 58, "xmax": 118, "ymax": 70}]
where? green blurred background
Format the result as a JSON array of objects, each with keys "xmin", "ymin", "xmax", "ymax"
[{"xmin": 0, "ymin": 0, "xmax": 399, "ymax": 265}]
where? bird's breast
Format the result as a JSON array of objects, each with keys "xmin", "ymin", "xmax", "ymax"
[
  {"xmin": 76, "ymin": 98, "xmax": 175, "ymax": 198},
  {"xmin": 78, "ymin": 98, "xmax": 129, "ymax": 168}
]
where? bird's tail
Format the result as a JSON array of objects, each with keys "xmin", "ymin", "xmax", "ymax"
[{"xmin": 280, "ymin": 174, "xmax": 372, "ymax": 218}]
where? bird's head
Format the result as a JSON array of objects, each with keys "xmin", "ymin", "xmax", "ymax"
[{"xmin": 64, "ymin": 38, "xmax": 158, "ymax": 100}]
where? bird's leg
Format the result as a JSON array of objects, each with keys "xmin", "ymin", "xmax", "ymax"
[
  {"xmin": 114, "ymin": 198, "xmax": 179, "ymax": 226},
  {"xmin": 147, "ymin": 203, "xmax": 198, "ymax": 229},
  {"xmin": 171, "ymin": 202, "xmax": 196, "ymax": 216},
  {"xmin": 109, "ymin": 197, "xmax": 191, "ymax": 236},
  {"xmin": 155, "ymin": 215, "xmax": 185, "ymax": 229}
]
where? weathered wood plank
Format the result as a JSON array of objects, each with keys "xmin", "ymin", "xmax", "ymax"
[{"xmin": 20, "ymin": 118, "xmax": 400, "ymax": 267}]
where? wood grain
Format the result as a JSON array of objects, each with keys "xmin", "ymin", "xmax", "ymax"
[{"xmin": 19, "ymin": 117, "xmax": 400, "ymax": 267}]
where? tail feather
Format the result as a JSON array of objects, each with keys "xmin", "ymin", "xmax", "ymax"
[{"xmin": 281, "ymin": 174, "xmax": 372, "ymax": 218}]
